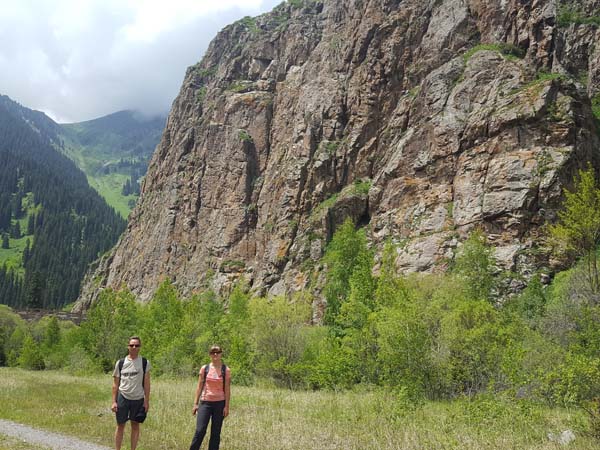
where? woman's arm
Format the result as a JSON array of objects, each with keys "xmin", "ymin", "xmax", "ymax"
[{"xmin": 191, "ymin": 367, "xmax": 204, "ymax": 415}]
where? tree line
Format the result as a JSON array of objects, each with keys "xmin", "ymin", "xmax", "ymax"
[{"xmin": 0, "ymin": 98, "xmax": 126, "ymax": 309}]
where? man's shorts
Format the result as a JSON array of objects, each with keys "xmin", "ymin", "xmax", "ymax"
[{"xmin": 116, "ymin": 392, "xmax": 145, "ymax": 424}]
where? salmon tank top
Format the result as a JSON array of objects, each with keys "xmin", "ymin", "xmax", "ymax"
[{"xmin": 201, "ymin": 364, "xmax": 231, "ymax": 401}]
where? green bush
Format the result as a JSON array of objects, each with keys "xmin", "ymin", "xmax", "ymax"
[
  {"xmin": 453, "ymin": 230, "xmax": 496, "ymax": 301},
  {"xmin": 18, "ymin": 333, "xmax": 45, "ymax": 370},
  {"xmin": 249, "ymin": 296, "xmax": 312, "ymax": 387},
  {"xmin": 306, "ymin": 336, "xmax": 362, "ymax": 389},
  {"xmin": 375, "ymin": 302, "xmax": 432, "ymax": 393},
  {"xmin": 539, "ymin": 353, "xmax": 600, "ymax": 405},
  {"xmin": 432, "ymin": 298, "xmax": 515, "ymax": 396},
  {"xmin": 0, "ymin": 305, "xmax": 26, "ymax": 366},
  {"xmin": 79, "ymin": 288, "xmax": 141, "ymax": 372},
  {"xmin": 323, "ymin": 219, "xmax": 371, "ymax": 325}
]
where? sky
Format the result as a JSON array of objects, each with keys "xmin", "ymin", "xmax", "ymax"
[{"xmin": 0, "ymin": 0, "xmax": 282, "ymax": 123}]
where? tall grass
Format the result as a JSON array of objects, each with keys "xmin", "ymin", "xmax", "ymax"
[{"xmin": 0, "ymin": 368, "xmax": 597, "ymax": 449}]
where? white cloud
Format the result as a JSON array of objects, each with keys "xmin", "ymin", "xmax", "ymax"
[{"xmin": 0, "ymin": 0, "xmax": 281, "ymax": 122}]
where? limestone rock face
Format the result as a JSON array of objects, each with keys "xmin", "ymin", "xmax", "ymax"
[{"xmin": 75, "ymin": 0, "xmax": 600, "ymax": 310}]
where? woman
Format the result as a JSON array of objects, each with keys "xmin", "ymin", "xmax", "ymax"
[{"xmin": 189, "ymin": 345, "xmax": 231, "ymax": 450}]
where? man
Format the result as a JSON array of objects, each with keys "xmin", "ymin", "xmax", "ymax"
[{"xmin": 111, "ymin": 336, "xmax": 151, "ymax": 450}]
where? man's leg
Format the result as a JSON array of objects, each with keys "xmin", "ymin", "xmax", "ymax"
[
  {"xmin": 115, "ymin": 423, "xmax": 126, "ymax": 450},
  {"xmin": 130, "ymin": 421, "xmax": 140, "ymax": 450}
]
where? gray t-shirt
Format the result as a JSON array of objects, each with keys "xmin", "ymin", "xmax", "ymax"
[{"xmin": 112, "ymin": 356, "xmax": 151, "ymax": 401}]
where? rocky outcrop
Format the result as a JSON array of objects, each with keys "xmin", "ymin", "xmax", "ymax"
[{"xmin": 75, "ymin": 0, "xmax": 600, "ymax": 310}]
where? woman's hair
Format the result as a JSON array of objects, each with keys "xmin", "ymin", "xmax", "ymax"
[{"xmin": 209, "ymin": 345, "xmax": 223, "ymax": 354}]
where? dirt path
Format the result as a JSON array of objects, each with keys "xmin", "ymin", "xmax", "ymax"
[{"xmin": 0, "ymin": 419, "xmax": 111, "ymax": 450}]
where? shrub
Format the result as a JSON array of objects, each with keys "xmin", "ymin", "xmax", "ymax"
[
  {"xmin": 0, "ymin": 305, "xmax": 26, "ymax": 366},
  {"xmin": 323, "ymin": 219, "xmax": 370, "ymax": 325},
  {"xmin": 453, "ymin": 230, "xmax": 496, "ymax": 301},
  {"xmin": 79, "ymin": 288, "xmax": 141, "ymax": 372},
  {"xmin": 249, "ymin": 296, "xmax": 312, "ymax": 387},
  {"xmin": 375, "ymin": 303, "xmax": 432, "ymax": 393},
  {"xmin": 433, "ymin": 298, "xmax": 514, "ymax": 396},
  {"xmin": 539, "ymin": 353, "xmax": 600, "ymax": 405},
  {"xmin": 18, "ymin": 333, "xmax": 45, "ymax": 370}
]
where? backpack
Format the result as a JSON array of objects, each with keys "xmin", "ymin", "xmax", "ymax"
[
  {"xmin": 201, "ymin": 363, "xmax": 227, "ymax": 395},
  {"xmin": 118, "ymin": 357, "xmax": 148, "ymax": 388}
]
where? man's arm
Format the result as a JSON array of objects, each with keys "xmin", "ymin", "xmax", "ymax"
[
  {"xmin": 143, "ymin": 372, "xmax": 151, "ymax": 412},
  {"xmin": 111, "ymin": 376, "xmax": 119, "ymax": 412}
]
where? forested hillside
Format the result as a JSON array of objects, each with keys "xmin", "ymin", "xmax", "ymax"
[
  {"xmin": 0, "ymin": 96, "xmax": 126, "ymax": 309},
  {"xmin": 61, "ymin": 110, "xmax": 165, "ymax": 217}
]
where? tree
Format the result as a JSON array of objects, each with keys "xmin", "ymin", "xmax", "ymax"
[
  {"xmin": 323, "ymin": 219, "xmax": 370, "ymax": 325},
  {"xmin": 375, "ymin": 241, "xmax": 409, "ymax": 308},
  {"xmin": 453, "ymin": 230, "xmax": 496, "ymax": 301},
  {"xmin": 43, "ymin": 316, "xmax": 61, "ymax": 349},
  {"xmin": 548, "ymin": 165, "xmax": 600, "ymax": 296},
  {"xmin": 18, "ymin": 333, "xmax": 45, "ymax": 370},
  {"xmin": 27, "ymin": 214, "xmax": 35, "ymax": 235},
  {"xmin": 10, "ymin": 221, "xmax": 21, "ymax": 239}
]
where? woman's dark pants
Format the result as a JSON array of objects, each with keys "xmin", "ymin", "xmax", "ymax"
[{"xmin": 189, "ymin": 400, "xmax": 225, "ymax": 450}]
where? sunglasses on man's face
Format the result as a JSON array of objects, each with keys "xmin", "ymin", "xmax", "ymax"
[
  {"xmin": 209, "ymin": 351, "xmax": 222, "ymax": 355},
  {"xmin": 128, "ymin": 344, "xmax": 141, "ymax": 348}
]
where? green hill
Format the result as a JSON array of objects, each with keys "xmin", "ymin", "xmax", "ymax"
[
  {"xmin": 0, "ymin": 95, "xmax": 126, "ymax": 309},
  {"xmin": 60, "ymin": 110, "xmax": 166, "ymax": 218}
]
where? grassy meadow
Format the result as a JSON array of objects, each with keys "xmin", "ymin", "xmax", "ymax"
[{"xmin": 0, "ymin": 368, "xmax": 597, "ymax": 450}]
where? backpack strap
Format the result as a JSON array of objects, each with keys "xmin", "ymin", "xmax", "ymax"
[
  {"xmin": 200, "ymin": 364, "xmax": 210, "ymax": 397},
  {"xmin": 142, "ymin": 357, "xmax": 148, "ymax": 389},
  {"xmin": 221, "ymin": 364, "xmax": 227, "ymax": 391},
  {"xmin": 117, "ymin": 358, "xmax": 125, "ymax": 389}
]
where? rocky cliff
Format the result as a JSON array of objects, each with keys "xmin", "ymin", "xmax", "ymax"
[{"xmin": 76, "ymin": 0, "xmax": 600, "ymax": 310}]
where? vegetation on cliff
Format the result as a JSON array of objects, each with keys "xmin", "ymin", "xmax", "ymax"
[{"xmin": 4, "ymin": 168, "xmax": 600, "ymax": 411}]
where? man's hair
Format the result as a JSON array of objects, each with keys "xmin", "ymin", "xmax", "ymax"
[{"xmin": 129, "ymin": 336, "xmax": 142, "ymax": 345}]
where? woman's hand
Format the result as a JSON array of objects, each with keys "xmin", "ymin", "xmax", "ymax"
[
  {"xmin": 192, "ymin": 404, "xmax": 199, "ymax": 415},
  {"xmin": 223, "ymin": 405, "xmax": 229, "ymax": 418}
]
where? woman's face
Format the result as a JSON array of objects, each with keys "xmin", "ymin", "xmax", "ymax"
[{"xmin": 209, "ymin": 349, "xmax": 222, "ymax": 361}]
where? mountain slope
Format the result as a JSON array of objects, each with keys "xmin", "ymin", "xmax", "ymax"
[
  {"xmin": 0, "ymin": 95, "xmax": 126, "ymax": 309},
  {"xmin": 60, "ymin": 110, "xmax": 166, "ymax": 217},
  {"xmin": 77, "ymin": 0, "xmax": 600, "ymax": 308}
]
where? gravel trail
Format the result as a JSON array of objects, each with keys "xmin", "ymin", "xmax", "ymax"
[{"xmin": 0, "ymin": 419, "xmax": 111, "ymax": 450}]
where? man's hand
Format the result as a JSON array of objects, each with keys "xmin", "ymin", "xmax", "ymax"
[
  {"xmin": 111, "ymin": 402, "xmax": 118, "ymax": 412},
  {"xmin": 144, "ymin": 400, "xmax": 150, "ymax": 413}
]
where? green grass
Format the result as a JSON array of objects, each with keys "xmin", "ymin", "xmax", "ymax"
[
  {"xmin": 86, "ymin": 172, "xmax": 137, "ymax": 218},
  {"xmin": 0, "ymin": 368, "xmax": 598, "ymax": 449},
  {"xmin": 0, "ymin": 235, "xmax": 29, "ymax": 274},
  {"xmin": 59, "ymin": 137, "xmax": 138, "ymax": 218},
  {"xmin": 557, "ymin": 6, "xmax": 600, "ymax": 28},
  {"xmin": 463, "ymin": 43, "xmax": 525, "ymax": 62},
  {"xmin": 0, "ymin": 434, "xmax": 44, "ymax": 450}
]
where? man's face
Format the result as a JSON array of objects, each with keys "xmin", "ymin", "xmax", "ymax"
[{"xmin": 128, "ymin": 339, "xmax": 141, "ymax": 355}]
